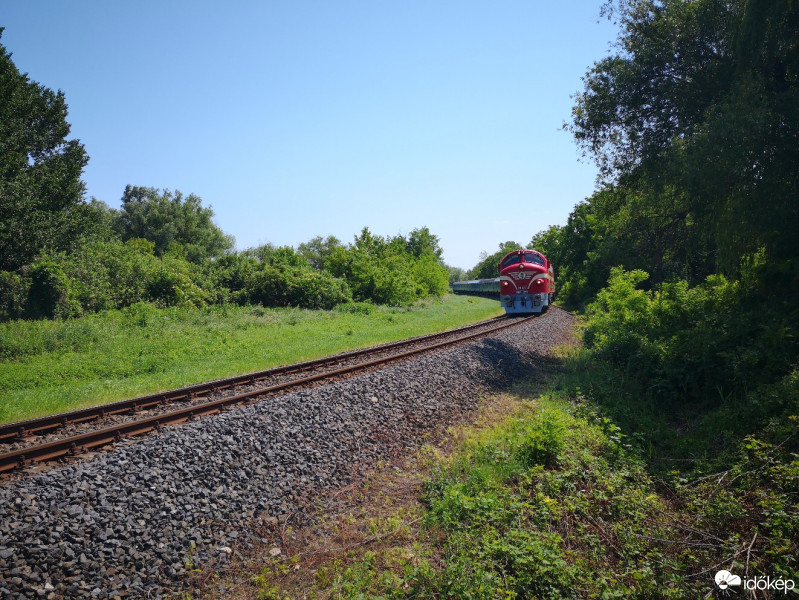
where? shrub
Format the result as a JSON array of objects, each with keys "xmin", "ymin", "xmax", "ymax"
[
  {"xmin": 146, "ymin": 263, "xmax": 208, "ymax": 309},
  {"xmin": 284, "ymin": 268, "xmax": 351, "ymax": 309},
  {"xmin": 244, "ymin": 265, "xmax": 351, "ymax": 310},
  {"xmin": 27, "ymin": 258, "xmax": 80, "ymax": 319},
  {"xmin": 326, "ymin": 229, "xmax": 444, "ymax": 306},
  {"xmin": 0, "ymin": 271, "xmax": 29, "ymax": 321},
  {"xmin": 584, "ymin": 267, "xmax": 798, "ymax": 410},
  {"xmin": 412, "ymin": 254, "xmax": 450, "ymax": 298},
  {"xmin": 204, "ymin": 253, "xmax": 260, "ymax": 305},
  {"xmin": 16, "ymin": 240, "xmax": 216, "ymax": 320},
  {"xmin": 63, "ymin": 239, "xmax": 157, "ymax": 312}
]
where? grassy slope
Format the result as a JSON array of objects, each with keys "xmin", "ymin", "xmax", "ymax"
[{"xmin": 0, "ymin": 296, "xmax": 503, "ymax": 424}]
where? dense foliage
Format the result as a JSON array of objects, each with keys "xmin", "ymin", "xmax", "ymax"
[
  {"xmin": 0, "ymin": 28, "xmax": 90, "ymax": 273},
  {"xmin": 523, "ymin": 0, "xmax": 798, "ymax": 586},
  {"xmin": 544, "ymin": 0, "xmax": 798, "ymax": 307},
  {"xmin": 584, "ymin": 267, "xmax": 796, "ymax": 410},
  {"xmin": 114, "ymin": 185, "xmax": 234, "ymax": 261},
  {"xmin": 0, "ymin": 222, "xmax": 452, "ymax": 320},
  {"xmin": 521, "ymin": 0, "xmax": 799, "ymax": 408}
]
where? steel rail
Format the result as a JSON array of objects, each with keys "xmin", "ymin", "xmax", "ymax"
[
  {"xmin": 0, "ymin": 315, "xmax": 534, "ymax": 473},
  {"xmin": 0, "ymin": 315, "xmax": 507, "ymax": 443}
]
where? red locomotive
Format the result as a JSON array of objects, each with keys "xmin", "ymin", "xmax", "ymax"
[{"xmin": 498, "ymin": 249, "xmax": 555, "ymax": 314}]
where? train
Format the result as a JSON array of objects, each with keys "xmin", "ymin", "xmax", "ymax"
[{"xmin": 451, "ymin": 249, "xmax": 555, "ymax": 315}]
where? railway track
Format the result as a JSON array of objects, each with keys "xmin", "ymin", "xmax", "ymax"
[{"xmin": 0, "ymin": 314, "xmax": 535, "ymax": 474}]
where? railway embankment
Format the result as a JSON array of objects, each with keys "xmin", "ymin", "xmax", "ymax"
[{"xmin": 0, "ymin": 308, "xmax": 575, "ymax": 599}]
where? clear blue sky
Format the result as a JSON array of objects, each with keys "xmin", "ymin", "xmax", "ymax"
[{"xmin": 2, "ymin": 1, "xmax": 617, "ymax": 270}]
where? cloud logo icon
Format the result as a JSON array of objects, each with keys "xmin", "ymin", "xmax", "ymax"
[{"xmin": 715, "ymin": 570, "xmax": 742, "ymax": 589}]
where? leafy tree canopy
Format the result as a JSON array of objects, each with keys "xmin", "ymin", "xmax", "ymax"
[
  {"xmin": 570, "ymin": 0, "xmax": 799, "ymax": 274},
  {"xmin": 467, "ymin": 241, "xmax": 523, "ymax": 280},
  {"xmin": 297, "ymin": 235, "xmax": 344, "ymax": 271},
  {"xmin": 571, "ymin": 0, "xmax": 742, "ymax": 180},
  {"xmin": 114, "ymin": 185, "xmax": 234, "ymax": 263},
  {"xmin": 406, "ymin": 226, "xmax": 444, "ymax": 260},
  {"xmin": 323, "ymin": 227, "xmax": 450, "ymax": 305},
  {"xmin": 447, "ymin": 265, "xmax": 467, "ymax": 285},
  {"xmin": 0, "ymin": 29, "xmax": 90, "ymax": 271}
]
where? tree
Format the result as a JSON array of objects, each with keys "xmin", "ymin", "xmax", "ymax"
[
  {"xmin": 412, "ymin": 254, "xmax": 450, "ymax": 297},
  {"xmin": 447, "ymin": 265, "xmax": 467, "ymax": 284},
  {"xmin": 570, "ymin": 0, "xmax": 799, "ymax": 276},
  {"xmin": 570, "ymin": 0, "xmax": 738, "ymax": 182},
  {"xmin": 76, "ymin": 198, "xmax": 118, "ymax": 242},
  {"xmin": 406, "ymin": 226, "xmax": 444, "ymax": 260},
  {"xmin": 0, "ymin": 29, "xmax": 90, "ymax": 271},
  {"xmin": 326, "ymin": 228, "xmax": 413, "ymax": 305},
  {"xmin": 114, "ymin": 185, "xmax": 233, "ymax": 262},
  {"xmin": 246, "ymin": 243, "xmax": 309, "ymax": 268},
  {"xmin": 297, "ymin": 235, "xmax": 344, "ymax": 270},
  {"xmin": 467, "ymin": 241, "xmax": 523, "ymax": 280},
  {"xmin": 323, "ymin": 227, "xmax": 450, "ymax": 305}
]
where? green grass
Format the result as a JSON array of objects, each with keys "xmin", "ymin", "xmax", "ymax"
[
  {"xmin": 278, "ymin": 374, "xmax": 797, "ymax": 600},
  {"xmin": 315, "ymin": 391, "xmax": 679, "ymax": 599},
  {"xmin": 0, "ymin": 295, "xmax": 503, "ymax": 424}
]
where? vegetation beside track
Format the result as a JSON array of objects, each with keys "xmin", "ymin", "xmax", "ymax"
[
  {"xmin": 0, "ymin": 295, "xmax": 502, "ymax": 424},
  {"xmin": 223, "ymin": 364, "xmax": 796, "ymax": 600}
]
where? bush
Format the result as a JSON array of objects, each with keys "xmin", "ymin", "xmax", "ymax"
[
  {"xmin": 584, "ymin": 267, "xmax": 797, "ymax": 408},
  {"xmin": 333, "ymin": 253, "xmax": 417, "ymax": 306},
  {"xmin": 326, "ymin": 228, "xmax": 450, "ymax": 306},
  {"xmin": 284, "ymin": 268, "xmax": 351, "ymax": 309},
  {"xmin": 244, "ymin": 265, "xmax": 351, "ymax": 310},
  {"xmin": 2, "ymin": 225, "xmax": 456, "ymax": 321},
  {"xmin": 0, "ymin": 271, "xmax": 29, "ymax": 321},
  {"xmin": 27, "ymin": 258, "xmax": 80, "ymax": 319},
  {"xmin": 63, "ymin": 239, "xmax": 157, "ymax": 311},
  {"xmin": 412, "ymin": 255, "xmax": 450, "ymax": 298},
  {"xmin": 204, "ymin": 253, "xmax": 260, "ymax": 305},
  {"xmin": 18, "ymin": 240, "xmax": 215, "ymax": 320},
  {"xmin": 146, "ymin": 263, "xmax": 208, "ymax": 309},
  {"xmin": 583, "ymin": 268, "xmax": 661, "ymax": 377}
]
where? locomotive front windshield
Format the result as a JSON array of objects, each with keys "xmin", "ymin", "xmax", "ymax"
[
  {"xmin": 501, "ymin": 252, "xmax": 545, "ymax": 270},
  {"xmin": 500, "ymin": 254, "xmax": 522, "ymax": 269},
  {"xmin": 524, "ymin": 252, "xmax": 545, "ymax": 266}
]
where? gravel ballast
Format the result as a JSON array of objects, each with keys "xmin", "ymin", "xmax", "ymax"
[{"xmin": 0, "ymin": 309, "xmax": 575, "ymax": 599}]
